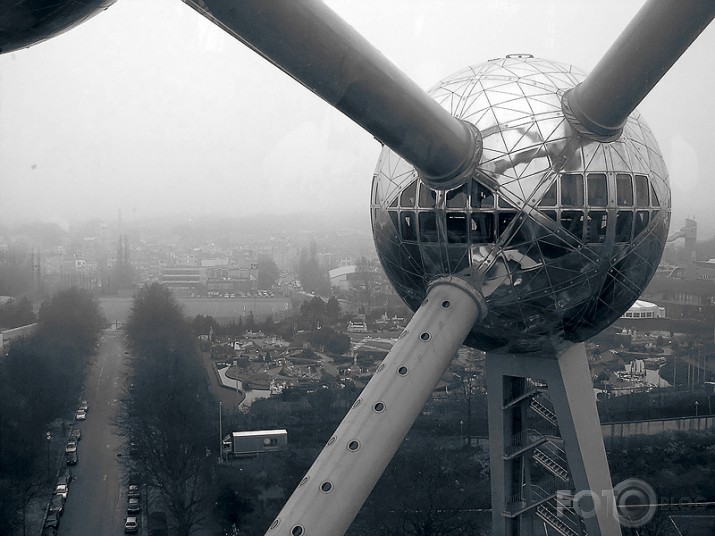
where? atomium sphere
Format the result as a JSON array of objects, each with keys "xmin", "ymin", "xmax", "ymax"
[
  {"xmin": 0, "ymin": 0, "xmax": 116, "ymax": 54},
  {"xmin": 371, "ymin": 55, "xmax": 670, "ymax": 353}
]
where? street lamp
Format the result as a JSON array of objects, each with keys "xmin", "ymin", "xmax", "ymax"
[
  {"xmin": 695, "ymin": 400, "xmax": 700, "ymax": 417},
  {"xmin": 46, "ymin": 432, "xmax": 52, "ymax": 479}
]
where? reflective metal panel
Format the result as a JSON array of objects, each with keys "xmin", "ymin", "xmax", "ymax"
[{"xmin": 371, "ymin": 56, "xmax": 670, "ymax": 353}]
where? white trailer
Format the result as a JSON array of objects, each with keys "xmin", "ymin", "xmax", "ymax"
[{"xmin": 222, "ymin": 430, "xmax": 287, "ymax": 457}]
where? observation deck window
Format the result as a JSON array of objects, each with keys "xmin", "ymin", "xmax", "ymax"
[
  {"xmin": 539, "ymin": 181, "xmax": 557, "ymax": 207},
  {"xmin": 586, "ymin": 211, "xmax": 608, "ymax": 243},
  {"xmin": 498, "ymin": 212, "xmax": 517, "ymax": 237},
  {"xmin": 587, "ymin": 173, "xmax": 608, "ymax": 206},
  {"xmin": 419, "ymin": 184, "xmax": 436, "ymax": 208},
  {"xmin": 471, "ymin": 181, "xmax": 494, "ymax": 208},
  {"xmin": 471, "ymin": 213, "xmax": 495, "ymax": 243},
  {"xmin": 446, "ymin": 184, "xmax": 468, "ymax": 208},
  {"xmin": 400, "ymin": 211, "xmax": 417, "ymax": 241},
  {"xmin": 650, "ymin": 184, "xmax": 660, "ymax": 206},
  {"xmin": 634, "ymin": 175, "xmax": 649, "ymax": 206},
  {"xmin": 616, "ymin": 174, "xmax": 633, "ymax": 206},
  {"xmin": 561, "ymin": 173, "xmax": 584, "ymax": 207},
  {"xmin": 634, "ymin": 210, "xmax": 650, "ymax": 237},
  {"xmin": 615, "ymin": 211, "xmax": 633, "ymax": 242},
  {"xmin": 419, "ymin": 212, "xmax": 439, "ymax": 242},
  {"xmin": 400, "ymin": 180, "xmax": 417, "ymax": 207},
  {"xmin": 446, "ymin": 213, "xmax": 468, "ymax": 243},
  {"xmin": 561, "ymin": 210, "xmax": 584, "ymax": 238}
]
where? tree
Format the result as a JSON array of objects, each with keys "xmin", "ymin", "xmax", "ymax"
[
  {"xmin": 37, "ymin": 287, "xmax": 106, "ymax": 360},
  {"xmin": 119, "ymin": 283, "xmax": 217, "ymax": 536},
  {"xmin": 257, "ymin": 257, "xmax": 280, "ymax": 290},
  {"xmin": 297, "ymin": 241, "xmax": 329, "ymax": 294},
  {"xmin": 124, "ymin": 283, "xmax": 188, "ymax": 358},
  {"xmin": 0, "ymin": 297, "xmax": 36, "ymax": 329}
]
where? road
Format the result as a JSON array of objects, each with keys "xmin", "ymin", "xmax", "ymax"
[{"xmin": 58, "ymin": 328, "xmax": 130, "ymax": 536}]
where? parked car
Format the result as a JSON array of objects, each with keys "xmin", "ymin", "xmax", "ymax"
[
  {"xmin": 54, "ymin": 484, "xmax": 68, "ymax": 500},
  {"xmin": 49, "ymin": 494, "xmax": 64, "ymax": 516},
  {"xmin": 66, "ymin": 451, "xmax": 78, "ymax": 465},
  {"xmin": 127, "ymin": 497, "xmax": 141, "ymax": 513},
  {"xmin": 75, "ymin": 409, "xmax": 86, "ymax": 421},
  {"xmin": 70, "ymin": 428, "xmax": 81, "ymax": 441},
  {"xmin": 58, "ymin": 470, "xmax": 71, "ymax": 487},
  {"xmin": 127, "ymin": 484, "xmax": 141, "ymax": 498},
  {"xmin": 44, "ymin": 511, "xmax": 60, "ymax": 529},
  {"xmin": 124, "ymin": 516, "xmax": 139, "ymax": 533},
  {"xmin": 79, "ymin": 400, "xmax": 88, "ymax": 412},
  {"xmin": 65, "ymin": 440, "xmax": 77, "ymax": 454}
]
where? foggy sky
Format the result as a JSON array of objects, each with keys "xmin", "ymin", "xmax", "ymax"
[{"xmin": 1, "ymin": 0, "xmax": 714, "ymax": 235}]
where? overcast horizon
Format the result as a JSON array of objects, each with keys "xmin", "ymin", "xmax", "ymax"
[{"xmin": 2, "ymin": 1, "xmax": 715, "ymax": 236}]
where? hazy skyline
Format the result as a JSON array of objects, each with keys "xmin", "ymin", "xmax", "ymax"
[{"xmin": 1, "ymin": 1, "xmax": 714, "ymax": 236}]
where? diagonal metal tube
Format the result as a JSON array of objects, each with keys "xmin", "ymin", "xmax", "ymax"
[
  {"xmin": 181, "ymin": 0, "xmax": 481, "ymax": 190},
  {"xmin": 563, "ymin": 0, "xmax": 715, "ymax": 141},
  {"xmin": 264, "ymin": 276, "xmax": 486, "ymax": 536}
]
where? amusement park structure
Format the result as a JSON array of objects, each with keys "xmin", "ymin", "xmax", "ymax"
[{"xmin": 2, "ymin": 1, "xmax": 715, "ymax": 535}]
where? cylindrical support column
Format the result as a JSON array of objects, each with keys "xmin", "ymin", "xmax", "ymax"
[
  {"xmin": 182, "ymin": 0, "xmax": 481, "ymax": 190},
  {"xmin": 265, "ymin": 276, "xmax": 485, "ymax": 536},
  {"xmin": 562, "ymin": 0, "xmax": 715, "ymax": 140}
]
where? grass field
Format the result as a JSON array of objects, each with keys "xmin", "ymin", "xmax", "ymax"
[{"xmin": 99, "ymin": 296, "xmax": 294, "ymax": 325}]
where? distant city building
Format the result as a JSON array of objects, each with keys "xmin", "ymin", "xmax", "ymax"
[{"xmin": 621, "ymin": 299, "xmax": 665, "ymax": 319}]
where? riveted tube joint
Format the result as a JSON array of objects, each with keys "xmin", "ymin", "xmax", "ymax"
[
  {"xmin": 562, "ymin": 0, "xmax": 715, "ymax": 142},
  {"xmin": 181, "ymin": 0, "xmax": 482, "ymax": 190}
]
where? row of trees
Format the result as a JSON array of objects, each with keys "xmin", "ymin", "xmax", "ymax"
[
  {"xmin": 0, "ymin": 296, "xmax": 36, "ymax": 329},
  {"xmin": 118, "ymin": 284, "xmax": 218, "ymax": 536},
  {"xmin": 0, "ymin": 288, "xmax": 106, "ymax": 533}
]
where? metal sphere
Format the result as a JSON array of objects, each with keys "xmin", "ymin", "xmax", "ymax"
[
  {"xmin": 0, "ymin": 0, "xmax": 116, "ymax": 54},
  {"xmin": 371, "ymin": 56, "xmax": 670, "ymax": 353}
]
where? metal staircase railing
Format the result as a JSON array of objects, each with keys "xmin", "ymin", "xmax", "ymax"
[
  {"xmin": 530, "ymin": 396, "xmax": 558, "ymax": 427},
  {"xmin": 536, "ymin": 497, "xmax": 586, "ymax": 536},
  {"xmin": 533, "ymin": 440, "xmax": 570, "ymax": 482},
  {"xmin": 503, "ymin": 378, "xmax": 547, "ymax": 409}
]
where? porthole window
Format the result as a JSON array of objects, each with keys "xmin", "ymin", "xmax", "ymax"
[
  {"xmin": 373, "ymin": 402, "xmax": 385, "ymax": 413},
  {"xmin": 398, "ymin": 366, "xmax": 409, "ymax": 376},
  {"xmin": 420, "ymin": 332, "xmax": 431, "ymax": 341},
  {"xmin": 441, "ymin": 300, "xmax": 451, "ymax": 308},
  {"xmin": 348, "ymin": 440, "xmax": 360, "ymax": 451},
  {"xmin": 321, "ymin": 481, "xmax": 333, "ymax": 493},
  {"xmin": 291, "ymin": 525, "xmax": 304, "ymax": 536}
]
